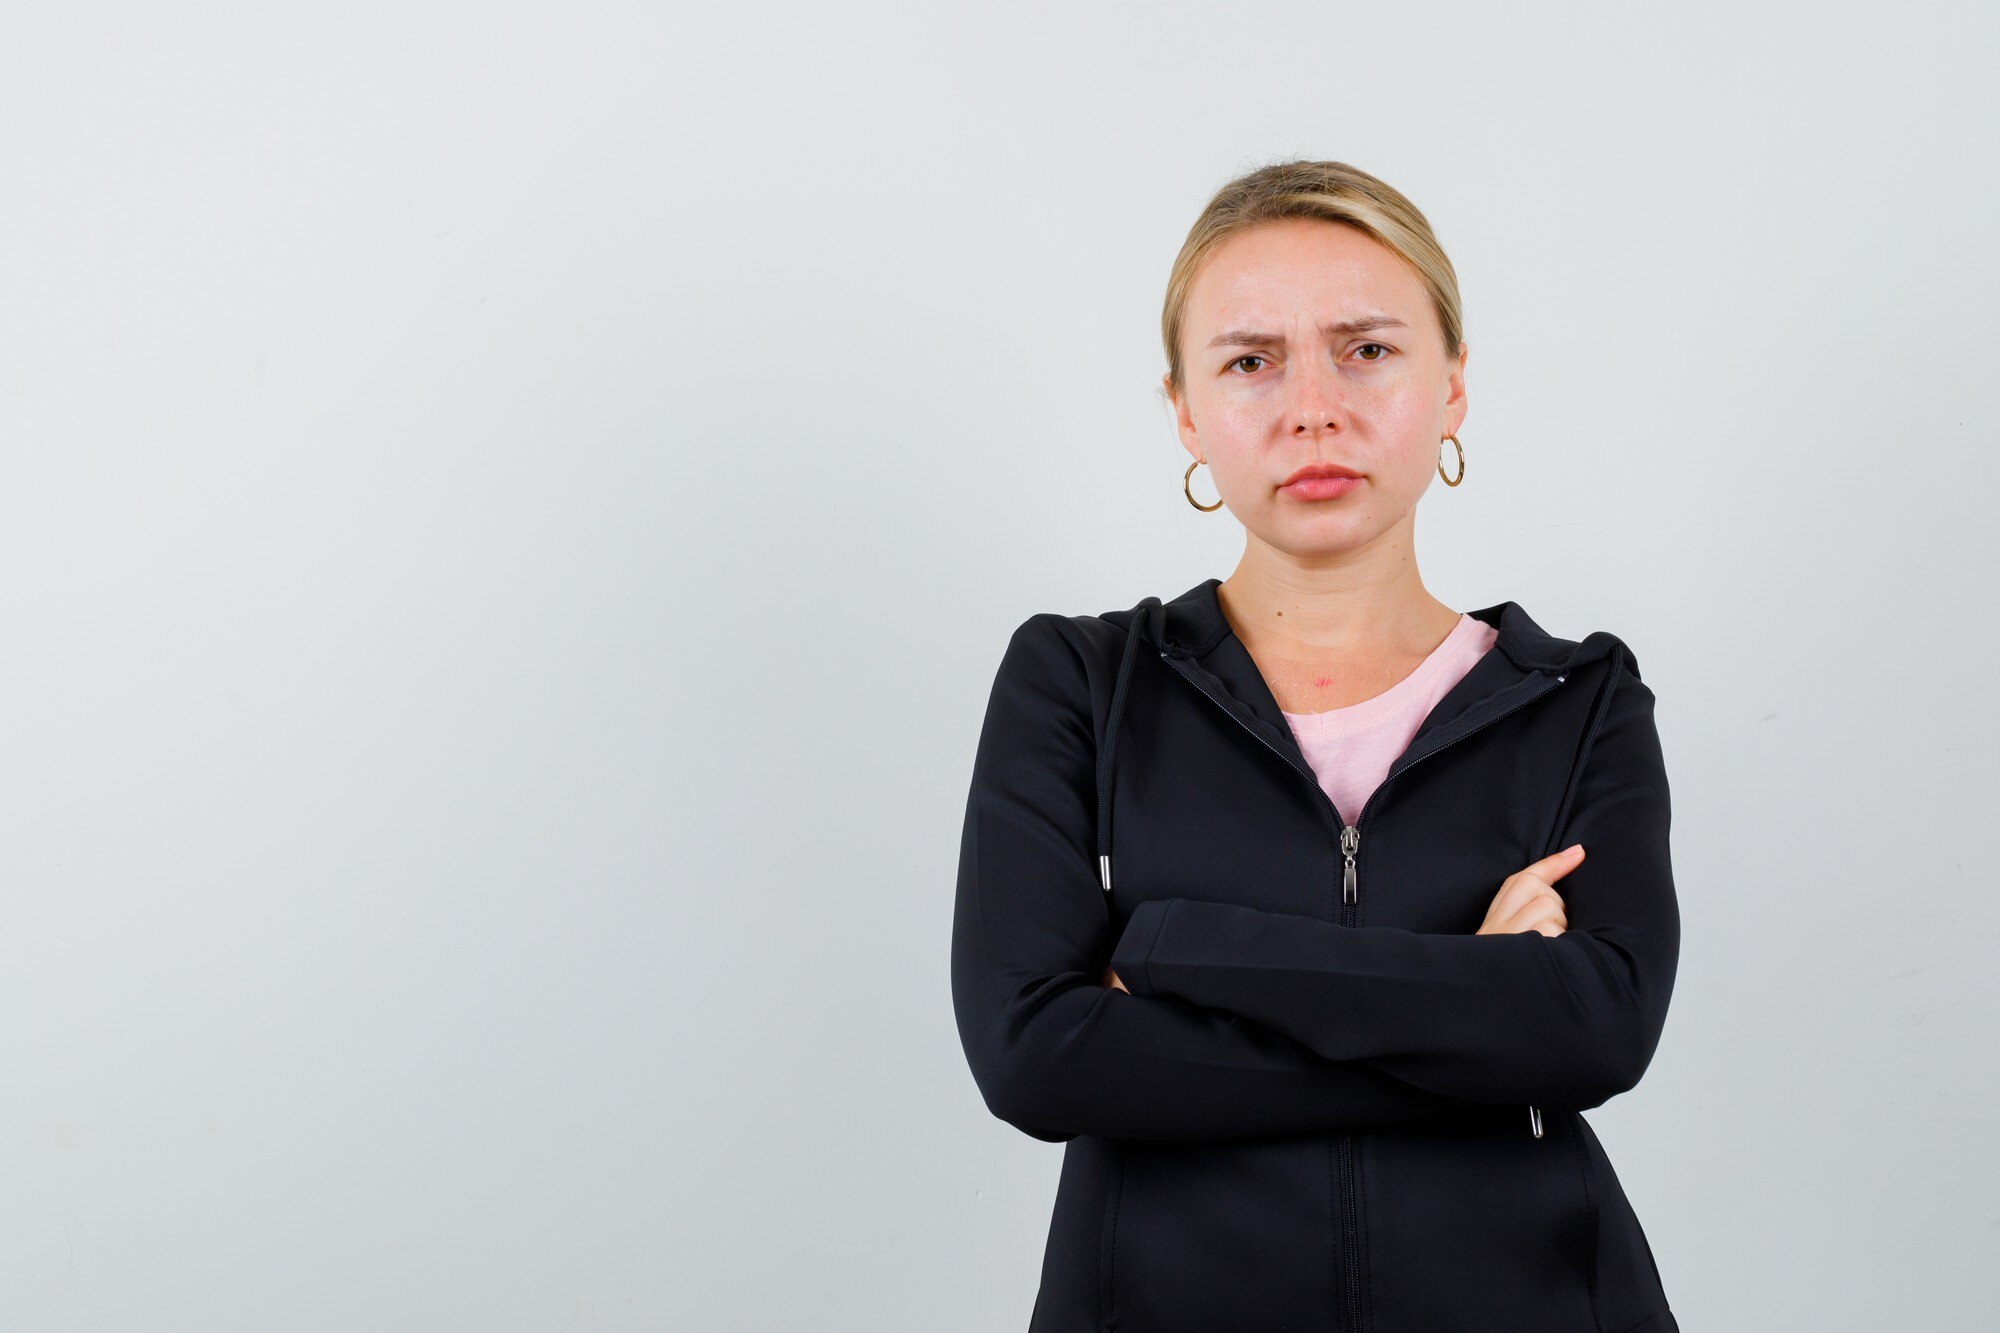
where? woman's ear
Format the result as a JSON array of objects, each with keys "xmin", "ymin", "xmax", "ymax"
[{"xmin": 1163, "ymin": 373, "xmax": 1201, "ymax": 455}]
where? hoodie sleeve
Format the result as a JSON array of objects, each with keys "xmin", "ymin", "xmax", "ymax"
[
  {"xmin": 951, "ymin": 613, "xmax": 1465, "ymax": 1143},
  {"xmin": 1107, "ymin": 656, "xmax": 1679, "ymax": 1112}
]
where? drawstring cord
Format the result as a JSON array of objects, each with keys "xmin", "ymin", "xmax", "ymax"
[
  {"xmin": 1096, "ymin": 596, "xmax": 1164, "ymax": 894},
  {"xmin": 1529, "ymin": 640, "xmax": 1628, "ymax": 1141}
]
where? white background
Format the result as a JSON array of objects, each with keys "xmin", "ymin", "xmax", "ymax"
[{"xmin": 2, "ymin": 2, "xmax": 1993, "ymax": 1329}]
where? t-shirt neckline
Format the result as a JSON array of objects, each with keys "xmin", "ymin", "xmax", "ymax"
[{"xmin": 1278, "ymin": 613, "xmax": 1480, "ymax": 728}]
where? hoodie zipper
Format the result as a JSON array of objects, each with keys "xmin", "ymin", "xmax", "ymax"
[
  {"xmin": 1158, "ymin": 647, "xmax": 1569, "ymax": 1333},
  {"xmin": 1157, "ymin": 649, "xmax": 1568, "ymax": 914}
]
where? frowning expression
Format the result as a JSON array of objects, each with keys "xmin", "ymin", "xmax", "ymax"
[{"xmin": 1167, "ymin": 218, "xmax": 1468, "ymax": 556}]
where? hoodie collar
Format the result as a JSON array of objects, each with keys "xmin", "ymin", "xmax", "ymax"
[
  {"xmin": 1148, "ymin": 576, "xmax": 1595, "ymax": 675},
  {"xmin": 1119, "ymin": 578, "xmax": 1617, "ymax": 778}
]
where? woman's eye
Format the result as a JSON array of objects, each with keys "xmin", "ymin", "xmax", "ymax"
[
  {"xmin": 1354, "ymin": 343, "xmax": 1391, "ymax": 361},
  {"xmin": 1228, "ymin": 355, "xmax": 1267, "ymax": 374}
]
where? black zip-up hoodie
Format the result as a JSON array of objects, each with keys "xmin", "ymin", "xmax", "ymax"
[{"xmin": 951, "ymin": 577, "xmax": 1680, "ymax": 1333}]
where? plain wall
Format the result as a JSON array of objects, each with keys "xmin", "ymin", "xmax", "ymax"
[{"xmin": 2, "ymin": 2, "xmax": 1994, "ymax": 1329}]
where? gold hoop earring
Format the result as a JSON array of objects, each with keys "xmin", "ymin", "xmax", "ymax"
[
  {"xmin": 1184, "ymin": 458, "xmax": 1224, "ymax": 512},
  {"xmin": 1438, "ymin": 434, "xmax": 1464, "ymax": 487}
]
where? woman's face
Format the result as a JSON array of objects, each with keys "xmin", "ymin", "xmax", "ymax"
[{"xmin": 1167, "ymin": 218, "xmax": 1468, "ymax": 560}]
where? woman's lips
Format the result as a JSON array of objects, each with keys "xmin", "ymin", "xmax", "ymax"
[{"xmin": 1280, "ymin": 475, "xmax": 1362, "ymax": 501}]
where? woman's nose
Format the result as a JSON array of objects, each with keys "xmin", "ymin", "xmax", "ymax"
[{"xmin": 1285, "ymin": 360, "xmax": 1348, "ymax": 435}]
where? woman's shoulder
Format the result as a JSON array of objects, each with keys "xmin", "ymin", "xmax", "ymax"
[
  {"xmin": 1474, "ymin": 598, "xmax": 1651, "ymax": 687},
  {"xmin": 997, "ymin": 591, "xmax": 1162, "ymax": 659}
]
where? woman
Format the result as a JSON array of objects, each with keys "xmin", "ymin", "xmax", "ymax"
[{"xmin": 950, "ymin": 160, "xmax": 1681, "ymax": 1333}]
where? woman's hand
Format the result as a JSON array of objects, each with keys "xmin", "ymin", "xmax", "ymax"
[
  {"xmin": 1475, "ymin": 844, "xmax": 1585, "ymax": 937},
  {"xmin": 1101, "ymin": 963, "xmax": 1130, "ymax": 992}
]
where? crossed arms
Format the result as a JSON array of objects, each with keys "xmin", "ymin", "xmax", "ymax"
[{"xmin": 949, "ymin": 614, "xmax": 1680, "ymax": 1143}]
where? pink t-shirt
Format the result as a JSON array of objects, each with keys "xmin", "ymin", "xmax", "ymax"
[{"xmin": 1279, "ymin": 613, "xmax": 1501, "ymax": 828}]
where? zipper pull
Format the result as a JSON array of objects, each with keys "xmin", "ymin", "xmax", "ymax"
[
  {"xmin": 1340, "ymin": 824, "xmax": 1359, "ymax": 904},
  {"xmin": 1528, "ymin": 1104, "xmax": 1543, "ymax": 1139}
]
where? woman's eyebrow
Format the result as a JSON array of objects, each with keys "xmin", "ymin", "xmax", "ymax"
[{"xmin": 1205, "ymin": 315, "xmax": 1408, "ymax": 350}]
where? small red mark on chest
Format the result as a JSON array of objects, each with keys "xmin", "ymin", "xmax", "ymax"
[{"xmin": 1311, "ymin": 676, "xmax": 1335, "ymax": 689}]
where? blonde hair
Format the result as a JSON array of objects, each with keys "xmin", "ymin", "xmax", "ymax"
[{"xmin": 1160, "ymin": 159, "xmax": 1463, "ymax": 401}]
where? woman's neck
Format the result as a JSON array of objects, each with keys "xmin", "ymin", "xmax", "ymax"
[{"xmin": 1215, "ymin": 567, "xmax": 1464, "ymax": 714}]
